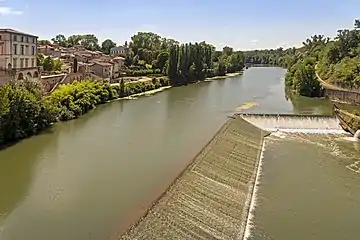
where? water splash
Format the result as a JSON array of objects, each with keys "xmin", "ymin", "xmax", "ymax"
[
  {"xmin": 243, "ymin": 140, "xmax": 266, "ymax": 240},
  {"xmin": 355, "ymin": 130, "xmax": 360, "ymax": 140},
  {"xmin": 241, "ymin": 115, "xmax": 344, "ymax": 134}
]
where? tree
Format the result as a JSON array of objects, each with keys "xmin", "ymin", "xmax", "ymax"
[
  {"xmin": 80, "ymin": 34, "xmax": 100, "ymax": 51},
  {"xmin": 38, "ymin": 40, "xmax": 51, "ymax": 45},
  {"xmin": 222, "ymin": 46, "xmax": 234, "ymax": 56},
  {"xmin": 51, "ymin": 34, "xmax": 67, "ymax": 47},
  {"xmin": 67, "ymin": 35, "xmax": 83, "ymax": 47},
  {"xmin": 101, "ymin": 39, "xmax": 117, "ymax": 54},
  {"xmin": 155, "ymin": 51, "xmax": 169, "ymax": 72}
]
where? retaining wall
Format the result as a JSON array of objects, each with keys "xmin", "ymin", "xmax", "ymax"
[{"xmin": 324, "ymin": 88, "xmax": 360, "ymax": 105}]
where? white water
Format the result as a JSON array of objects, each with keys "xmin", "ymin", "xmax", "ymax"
[
  {"xmin": 241, "ymin": 115, "xmax": 345, "ymax": 134},
  {"xmin": 243, "ymin": 139, "xmax": 267, "ymax": 240},
  {"xmin": 355, "ymin": 130, "xmax": 360, "ymax": 140}
]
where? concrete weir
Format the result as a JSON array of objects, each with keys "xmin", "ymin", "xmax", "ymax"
[{"xmin": 119, "ymin": 116, "xmax": 269, "ymax": 240}]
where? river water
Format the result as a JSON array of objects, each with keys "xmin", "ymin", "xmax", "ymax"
[{"xmin": 0, "ymin": 67, "xmax": 344, "ymax": 240}]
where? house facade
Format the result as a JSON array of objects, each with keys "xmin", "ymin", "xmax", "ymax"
[
  {"xmin": 110, "ymin": 46, "xmax": 129, "ymax": 56},
  {"xmin": 0, "ymin": 28, "xmax": 39, "ymax": 82},
  {"xmin": 91, "ymin": 61, "xmax": 113, "ymax": 79}
]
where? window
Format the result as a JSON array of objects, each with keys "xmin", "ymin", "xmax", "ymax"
[
  {"xmin": 25, "ymin": 59, "xmax": 29, "ymax": 68},
  {"xmin": 26, "ymin": 45, "xmax": 29, "ymax": 55},
  {"xmin": 32, "ymin": 46, "xmax": 35, "ymax": 55},
  {"xmin": 13, "ymin": 58, "xmax": 17, "ymax": 68},
  {"xmin": 26, "ymin": 37, "xmax": 29, "ymax": 43},
  {"xmin": 0, "ymin": 35, "xmax": 2, "ymax": 40},
  {"xmin": 21, "ymin": 36, "xmax": 24, "ymax": 42},
  {"xmin": 31, "ymin": 58, "xmax": 34, "ymax": 67},
  {"xmin": 13, "ymin": 44, "xmax": 17, "ymax": 54},
  {"xmin": 13, "ymin": 35, "xmax": 17, "ymax": 41},
  {"xmin": 20, "ymin": 58, "xmax": 24, "ymax": 68},
  {"xmin": 21, "ymin": 45, "xmax": 24, "ymax": 55},
  {"xmin": 33, "ymin": 38, "xmax": 35, "ymax": 44}
]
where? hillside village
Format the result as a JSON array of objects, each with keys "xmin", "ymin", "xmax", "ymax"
[
  {"xmin": 0, "ymin": 29, "xmax": 153, "ymax": 93},
  {"xmin": 38, "ymin": 43, "xmax": 129, "ymax": 79}
]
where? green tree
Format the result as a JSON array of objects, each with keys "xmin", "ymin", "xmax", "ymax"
[
  {"xmin": 101, "ymin": 39, "xmax": 117, "ymax": 54},
  {"xmin": 51, "ymin": 34, "xmax": 67, "ymax": 47},
  {"xmin": 80, "ymin": 34, "xmax": 100, "ymax": 51}
]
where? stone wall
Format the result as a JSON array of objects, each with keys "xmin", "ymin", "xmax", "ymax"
[
  {"xmin": 324, "ymin": 88, "xmax": 360, "ymax": 105},
  {"xmin": 40, "ymin": 74, "xmax": 65, "ymax": 92}
]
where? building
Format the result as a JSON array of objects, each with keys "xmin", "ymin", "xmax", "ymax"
[
  {"xmin": 0, "ymin": 28, "xmax": 39, "ymax": 83},
  {"xmin": 90, "ymin": 61, "xmax": 113, "ymax": 79},
  {"xmin": 110, "ymin": 45, "xmax": 129, "ymax": 56},
  {"xmin": 38, "ymin": 44, "xmax": 62, "ymax": 58}
]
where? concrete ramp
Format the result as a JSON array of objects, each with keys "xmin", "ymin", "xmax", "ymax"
[
  {"xmin": 240, "ymin": 113, "xmax": 345, "ymax": 134},
  {"xmin": 120, "ymin": 117, "xmax": 268, "ymax": 239}
]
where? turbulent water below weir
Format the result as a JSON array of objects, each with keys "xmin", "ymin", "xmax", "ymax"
[{"xmin": 246, "ymin": 131, "xmax": 360, "ymax": 240}]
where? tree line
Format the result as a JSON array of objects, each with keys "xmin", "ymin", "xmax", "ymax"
[
  {"xmin": 0, "ymin": 76, "xmax": 172, "ymax": 146},
  {"xmin": 40, "ymin": 32, "xmax": 245, "ymax": 83},
  {"xmin": 242, "ymin": 19, "xmax": 360, "ymax": 96}
]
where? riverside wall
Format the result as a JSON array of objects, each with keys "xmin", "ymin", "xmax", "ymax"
[
  {"xmin": 119, "ymin": 116, "xmax": 269, "ymax": 240},
  {"xmin": 323, "ymin": 88, "xmax": 360, "ymax": 105}
]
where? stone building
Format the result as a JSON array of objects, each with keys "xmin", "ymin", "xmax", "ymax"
[
  {"xmin": 110, "ymin": 45, "xmax": 129, "ymax": 56},
  {"xmin": 0, "ymin": 28, "xmax": 39, "ymax": 83}
]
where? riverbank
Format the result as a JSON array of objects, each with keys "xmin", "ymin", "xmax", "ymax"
[
  {"xmin": 205, "ymin": 71, "xmax": 243, "ymax": 81},
  {"xmin": 0, "ymin": 77, "xmax": 171, "ymax": 147},
  {"xmin": 0, "ymin": 70, "xmax": 247, "ymax": 148},
  {"xmin": 119, "ymin": 116, "xmax": 268, "ymax": 239}
]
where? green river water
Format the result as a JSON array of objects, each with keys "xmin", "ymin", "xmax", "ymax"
[{"xmin": 1, "ymin": 67, "xmax": 358, "ymax": 240}]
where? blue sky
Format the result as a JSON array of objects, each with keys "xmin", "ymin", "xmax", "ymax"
[{"xmin": 0, "ymin": 0, "xmax": 359, "ymax": 50}]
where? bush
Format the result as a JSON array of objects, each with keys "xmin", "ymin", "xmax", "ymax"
[
  {"xmin": 114, "ymin": 77, "xmax": 170, "ymax": 97},
  {"xmin": 0, "ymin": 79, "xmax": 57, "ymax": 145},
  {"xmin": 49, "ymin": 80, "xmax": 118, "ymax": 121}
]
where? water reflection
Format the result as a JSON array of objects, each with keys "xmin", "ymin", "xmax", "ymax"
[{"xmin": 285, "ymin": 88, "xmax": 333, "ymax": 115}]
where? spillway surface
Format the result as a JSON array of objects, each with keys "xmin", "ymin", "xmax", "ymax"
[
  {"xmin": 119, "ymin": 117, "xmax": 268, "ymax": 240},
  {"xmin": 240, "ymin": 114, "xmax": 345, "ymax": 133}
]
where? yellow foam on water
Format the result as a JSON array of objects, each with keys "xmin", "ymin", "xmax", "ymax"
[{"xmin": 237, "ymin": 102, "xmax": 259, "ymax": 111}]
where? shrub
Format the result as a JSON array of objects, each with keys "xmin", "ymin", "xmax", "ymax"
[
  {"xmin": 0, "ymin": 80, "xmax": 57, "ymax": 145},
  {"xmin": 49, "ymin": 80, "xmax": 118, "ymax": 121}
]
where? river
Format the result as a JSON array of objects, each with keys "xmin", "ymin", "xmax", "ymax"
[{"xmin": 0, "ymin": 67, "xmax": 335, "ymax": 240}]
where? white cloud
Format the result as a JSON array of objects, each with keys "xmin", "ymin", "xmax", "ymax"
[
  {"xmin": 251, "ymin": 39, "xmax": 259, "ymax": 44},
  {"xmin": 0, "ymin": 7, "xmax": 23, "ymax": 15}
]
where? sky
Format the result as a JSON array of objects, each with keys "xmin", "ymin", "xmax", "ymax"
[{"xmin": 0, "ymin": 0, "xmax": 360, "ymax": 50}]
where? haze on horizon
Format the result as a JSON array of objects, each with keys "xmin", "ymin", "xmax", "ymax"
[{"xmin": 0, "ymin": 0, "xmax": 359, "ymax": 50}]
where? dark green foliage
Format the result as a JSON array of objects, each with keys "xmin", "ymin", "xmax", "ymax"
[
  {"xmin": 0, "ymin": 79, "xmax": 57, "ymax": 145},
  {"xmin": 167, "ymin": 43, "xmax": 244, "ymax": 85},
  {"xmin": 285, "ymin": 57, "xmax": 322, "ymax": 97}
]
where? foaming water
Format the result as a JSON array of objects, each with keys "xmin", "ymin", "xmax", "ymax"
[
  {"xmin": 241, "ymin": 115, "xmax": 343, "ymax": 133},
  {"xmin": 249, "ymin": 132, "xmax": 360, "ymax": 240},
  {"xmin": 243, "ymin": 140, "xmax": 267, "ymax": 240}
]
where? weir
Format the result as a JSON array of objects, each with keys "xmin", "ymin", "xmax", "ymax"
[
  {"xmin": 239, "ymin": 113, "xmax": 345, "ymax": 134},
  {"xmin": 120, "ymin": 114, "xmax": 348, "ymax": 239},
  {"xmin": 120, "ymin": 116, "xmax": 269, "ymax": 239}
]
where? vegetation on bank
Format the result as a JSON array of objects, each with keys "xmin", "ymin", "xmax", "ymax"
[
  {"xmin": 0, "ymin": 77, "xmax": 171, "ymax": 146},
  {"xmin": 0, "ymin": 79, "xmax": 57, "ymax": 145},
  {"xmin": 244, "ymin": 19, "xmax": 360, "ymax": 96},
  {"xmin": 41, "ymin": 32, "xmax": 245, "ymax": 80},
  {"xmin": 49, "ymin": 80, "xmax": 118, "ymax": 121},
  {"xmin": 37, "ymin": 52, "xmax": 67, "ymax": 74}
]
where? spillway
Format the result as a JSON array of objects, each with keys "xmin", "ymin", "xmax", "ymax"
[{"xmin": 239, "ymin": 113, "xmax": 345, "ymax": 134}]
